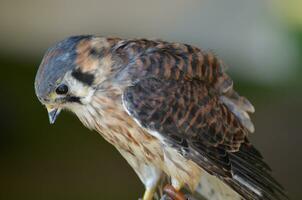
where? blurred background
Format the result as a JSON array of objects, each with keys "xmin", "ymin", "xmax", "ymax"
[{"xmin": 0, "ymin": 0, "xmax": 301, "ymax": 199}]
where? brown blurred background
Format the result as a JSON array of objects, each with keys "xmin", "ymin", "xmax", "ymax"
[{"xmin": 0, "ymin": 0, "xmax": 301, "ymax": 199}]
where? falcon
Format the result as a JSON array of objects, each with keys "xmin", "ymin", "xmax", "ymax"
[{"xmin": 34, "ymin": 35, "xmax": 288, "ymax": 200}]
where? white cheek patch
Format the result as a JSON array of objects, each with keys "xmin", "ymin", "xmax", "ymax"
[
  {"xmin": 81, "ymin": 89, "xmax": 95, "ymax": 104},
  {"xmin": 64, "ymin": 72, "xmax": 95, "ymax": 104}
]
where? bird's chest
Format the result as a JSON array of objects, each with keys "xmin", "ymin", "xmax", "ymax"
[{"xmin": 74, "ymin": 98, "xmax": 164, "ymax": 165}]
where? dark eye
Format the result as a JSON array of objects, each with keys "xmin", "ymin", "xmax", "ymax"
[{"xmin": 55, "ymin": 84, "xmax": 69, "ymax": 95}]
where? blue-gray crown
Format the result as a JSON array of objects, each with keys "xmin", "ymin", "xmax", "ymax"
[{"xmin": 35, "ymin": 35, "xmax": 92, "ymax": 102}]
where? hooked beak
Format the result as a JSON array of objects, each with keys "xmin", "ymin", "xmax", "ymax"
[{"xmin": 46, "ymin": 105, "xmax": 62, "ymax": 124}]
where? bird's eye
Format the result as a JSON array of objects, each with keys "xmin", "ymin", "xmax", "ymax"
[{"xmin": 55, "ymin": 84, "xmax": 69, "ymax": 95}]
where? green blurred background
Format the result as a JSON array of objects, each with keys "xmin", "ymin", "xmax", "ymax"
[{"xmin": 0, "ymin": 0, "xmax": 301, "ymax": 199}]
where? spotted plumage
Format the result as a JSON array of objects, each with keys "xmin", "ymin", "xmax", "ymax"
[{"xmin": 35, "ymin": 35, "xmax": 288, "ymax": 200}]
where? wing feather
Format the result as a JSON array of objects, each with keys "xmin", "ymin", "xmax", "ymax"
[
  {"xmin": 116, "ymin": 39, "xmax": 287, "ymax": 199},
  {"xmin": 123, "ymin": 78, "xmax": 287, "ymax": 200}
]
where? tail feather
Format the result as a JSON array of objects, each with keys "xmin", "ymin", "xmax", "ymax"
[
  {"xmin": 225, "ymin": 142, "xmax": 289, "ymax": 200},
  {"xmin": 190, "ymin": 141, "xmax": 289, "ymax": 200}
]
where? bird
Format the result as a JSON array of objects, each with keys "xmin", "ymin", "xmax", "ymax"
[{"xmin": 34, "ymin": 35, "xmax": 288, "ymax": 200}]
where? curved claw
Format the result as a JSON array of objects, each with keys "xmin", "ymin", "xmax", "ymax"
[
  {"xmin": 160, "ymin": 194, "xmax": 173, "ymax": 200},
  {"xmin": 163, "ymin": 185, "xmax": 187, "ymax": 200}
]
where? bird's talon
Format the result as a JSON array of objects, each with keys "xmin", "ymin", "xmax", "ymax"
[
  {"xmin": 163, "ymin": 185, "xmax": 187, "ymax": 200},
  {"xmin": 160, "ymin": 194, "xmax": 173, "ymax": 200}
]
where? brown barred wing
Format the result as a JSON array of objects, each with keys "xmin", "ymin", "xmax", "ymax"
[
  {"xmin": 122, "ymin": 77, "xmax": 288, "ymax": 200},
  {"xmin": 123, "ymin": 77, "xmax": 246, "ymax": 175},
  {"xmin": 116, "ymin": 40, "xmax": 255, "ymax": 134}
]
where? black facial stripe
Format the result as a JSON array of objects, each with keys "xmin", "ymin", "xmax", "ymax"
[
  {"xmin": 66, "ymin": 96, "xmax": 82, "ymax": 104},
  {"xmin": 89, "ymin": 48, "xmax": 98, "ymax": 56},
  {"xmin": 71, "ymin": 69, "xmax": 95, "ymax": 86},
  {"xmin": 89, "ymin": 48, "xmax": 105, "ymax": 58}
]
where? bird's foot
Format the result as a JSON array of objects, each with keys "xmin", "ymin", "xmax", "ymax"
[
  {"xmin": 162, "ymin": 185, "xmax": 187, "ymax": 200},
  {"xmin": 160, "ymin": 194, "xmax": 173, "ymax": 200}
]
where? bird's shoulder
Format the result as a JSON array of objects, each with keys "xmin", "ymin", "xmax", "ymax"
[{"xmin": 113, "ymin": 38, "xmax": 225, "ymax": 84}]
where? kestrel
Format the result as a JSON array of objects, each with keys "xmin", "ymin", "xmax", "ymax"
[{"xmin": 35, "ymin": 35, "xmax": 288, "ymax": 200}]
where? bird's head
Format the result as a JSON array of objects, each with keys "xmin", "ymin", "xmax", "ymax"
[{"xmin": 35, "ymin": 35, "xmax": 117, "ymax": 124}]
